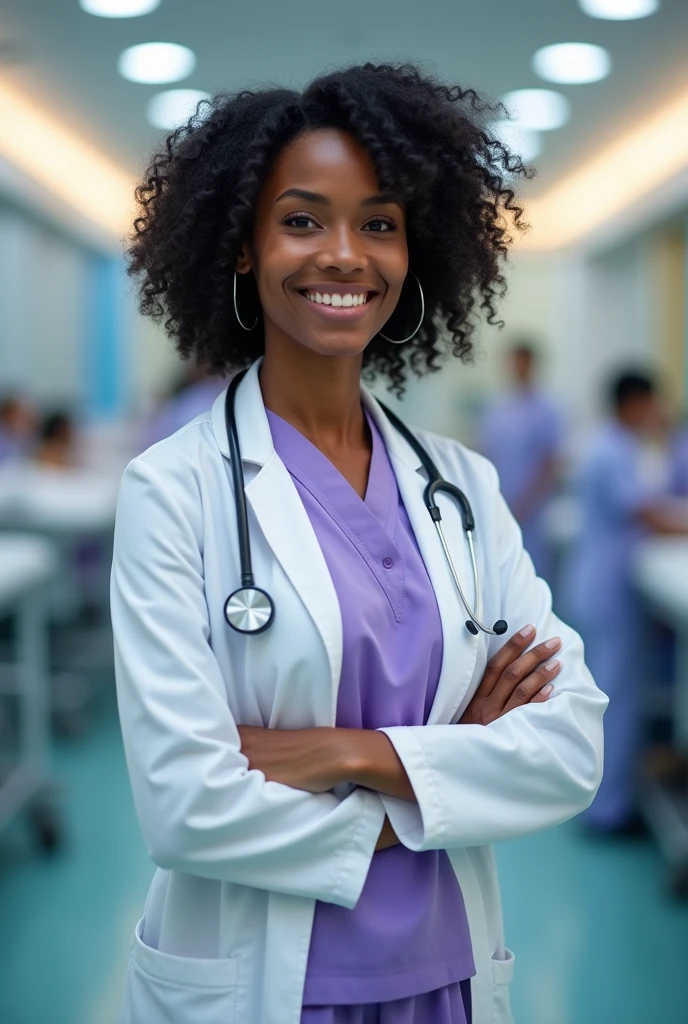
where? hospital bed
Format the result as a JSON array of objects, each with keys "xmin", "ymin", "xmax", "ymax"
[{"xmin": 0, "ymin": 464, "xmax": 120, "ymax": 730}]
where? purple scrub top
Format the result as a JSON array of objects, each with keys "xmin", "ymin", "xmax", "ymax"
[
  {"xmin": 480, "ymin": 388, "xmax": 561, "ymax": 576},
  {"xmin": 266, "ymin": 407, "xmax": 475, "ymax": 1008},
  {"xmin": 562, "ymin": 419, "xmax": 658, "ymax": 629}
]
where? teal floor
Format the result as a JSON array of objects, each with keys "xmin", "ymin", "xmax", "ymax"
[{"xmin": 1, "ymin": 692, "xmax": 687, "ymax": 1024}]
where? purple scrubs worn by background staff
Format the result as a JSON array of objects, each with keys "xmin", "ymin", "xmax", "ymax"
[
  {"xmin": 479, "ymin": 344, "xmax": 562, "ymax": 582},
  {"xmin": 268, "ymin": 408, "xmax": 475, "ymax": 1024},
  {"xmin": 562, "ymin": 371, "xmax": 688, "ymax": 833}
]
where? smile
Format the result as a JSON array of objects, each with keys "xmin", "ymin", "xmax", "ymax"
[
  {"xmin": 295, "ymin": 288, "xmax": 380, "ymax": 321},
  {"xmin": 302, "ymin": 290, "xmax": 372, "ymax": 307}
]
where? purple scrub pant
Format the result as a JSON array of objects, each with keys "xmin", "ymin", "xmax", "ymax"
[{"xmin": 301, "ymin": 979, "xmax": 472, "ymax": 1024}]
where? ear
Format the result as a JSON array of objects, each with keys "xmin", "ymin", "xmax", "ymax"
[{"xmin": 235, "ymin": 247, "xmax": 253, "ymax": 275}]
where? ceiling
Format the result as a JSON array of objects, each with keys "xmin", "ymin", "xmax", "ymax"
[{"xmin": 1, "ymin": 0, "xmax": 687, "ymax": 198}]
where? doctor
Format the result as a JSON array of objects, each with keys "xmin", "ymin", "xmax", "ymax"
[{"xmin": 112, "ymin": 63, "xmax": 606, "ymax": 1024}]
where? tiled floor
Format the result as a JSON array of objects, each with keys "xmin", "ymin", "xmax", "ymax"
[{"xmin": 1, "ymin": 692, "xmax": 687, "ymax": 1024}]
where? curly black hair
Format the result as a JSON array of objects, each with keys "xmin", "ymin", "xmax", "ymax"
[{"xmin": 128, "ymin": 62, "xmax": 531, "ymax": 396}]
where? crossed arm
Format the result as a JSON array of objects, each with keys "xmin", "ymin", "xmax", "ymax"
[{"xmin": 238, "ymin": 626, "xmax": 562, "ymax": 850}]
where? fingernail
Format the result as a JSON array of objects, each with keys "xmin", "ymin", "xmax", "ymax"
[
  {"xmin": 545, "ymin": 659, "xmax": 560, "ymax": 672},
  {"xmin": 541, "ymin": 684, "xmax": 554, "ymax": 696},
  {"xmin": 545, "ymin": 637, "xmax": 561, "ymax": 649},
  {"xmin": 519, "ymin": 625, "xmax": 535, "ymax": 638}
]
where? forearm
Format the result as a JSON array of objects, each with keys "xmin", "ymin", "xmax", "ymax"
[
  {"xmin": 238, "ymin": 724, "xmax": 416, "ymax": 801},
  {"xmin": 338, "ymin": 728, "xmax": 416, "ymax": 801}
]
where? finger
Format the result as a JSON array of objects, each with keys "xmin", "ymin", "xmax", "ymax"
[
  {"xmin": 491, "ymin": 636, "xmax": 562, "ymax": 704},
  {"xmin": 529, "ymin": 682, "xmax": 555, "ymax": 704},
  {"xmin": 477, "ymin": 625, "xmax": 537, "ymax": 697},
  {"xmin": 503, "ymin": 659, "xmax": 561, "ymax": 713}
]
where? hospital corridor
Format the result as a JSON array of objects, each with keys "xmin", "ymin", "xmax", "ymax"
[{"xmin": 2, "ymin": 3, "xmax": 688, "ymax": 1024}]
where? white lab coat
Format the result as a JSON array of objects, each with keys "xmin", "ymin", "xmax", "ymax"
[{"xmin": 111, "ymin": 360, "xmax": 606, "ymax": 1024}]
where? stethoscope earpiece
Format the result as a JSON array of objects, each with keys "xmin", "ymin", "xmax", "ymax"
[{"xmin": 223, "ymin": 374, "xmax": 508, "ymax": 638}]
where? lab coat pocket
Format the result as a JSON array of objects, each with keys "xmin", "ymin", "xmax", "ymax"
[
  {"xmin": 491, "ymin": 947, "xmax": 515, "ymax": 1024},
  {"xmin": 120, "ymin": 916, "xmax": 243, "ymax": 1024}
]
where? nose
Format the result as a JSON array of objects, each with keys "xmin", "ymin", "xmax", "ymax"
[{"xmin": 315, "ymin": 223, "xmax": 368, "ymax": 275}]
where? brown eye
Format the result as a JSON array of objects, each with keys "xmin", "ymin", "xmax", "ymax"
[
  {"xmin": 283, "ymin": 213, "xmax": 319, "ymax": 229},
  {"xmin": 364, "ymin": 218, "xmax": 395, "ymax": 232}
]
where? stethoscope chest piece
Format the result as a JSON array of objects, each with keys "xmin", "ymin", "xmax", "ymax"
[{"xmin": 224, "ymin": 586, "xmax": 275, "ymax": 634}]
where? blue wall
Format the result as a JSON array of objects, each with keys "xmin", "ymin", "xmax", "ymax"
[{"xmin": 84, "ymin": 255, "xmax": 128, "ymax": 419}]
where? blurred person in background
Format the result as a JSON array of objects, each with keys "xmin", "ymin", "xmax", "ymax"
[
  {"xmin": 0, "ymin": 392, "xmax": 37, "ymax": 463},
  {"xmin": 563, "ymin": 371, "xmax": 688, "ymax": 836},
  {"xmin": 138, "ymin": 361, "xmax": 227, "ymax": 451},
  {"xmin": 668, "ymin": 421, "xmax": 688, "ymax": 497},
  {"xmin": 33, "ymin": 410, "xmax": 78, "ymax": 469},
  {"xmin": 479, "ymin": 342, "xmax": 562, "ymax": 581}
]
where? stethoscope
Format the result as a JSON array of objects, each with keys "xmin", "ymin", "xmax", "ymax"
[{"xmin": 223, "ymin": 369, "xmax": 508, "ymax": 638}]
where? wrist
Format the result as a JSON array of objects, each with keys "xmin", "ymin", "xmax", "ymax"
[{"xmin": 333, "ymin": 728, "xmax": 371, "ymax": 785}]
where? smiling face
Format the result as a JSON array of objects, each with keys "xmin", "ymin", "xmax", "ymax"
[{"xmin": 236, "ymin": 129, "xmax": 408, "ymax": 362}]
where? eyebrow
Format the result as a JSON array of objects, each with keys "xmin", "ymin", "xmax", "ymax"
[{"xmin": 275, "ymin": 188, "xmax": 400, "ymax": 207}]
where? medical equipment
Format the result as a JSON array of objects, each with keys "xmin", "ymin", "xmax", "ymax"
[
  {"xmin": 223, "ymin": 370, "xmax": 508, "ymax": 638},
  {"xmin": 0, "ymin": 534, "xmax": 62, "ymax": 851}
]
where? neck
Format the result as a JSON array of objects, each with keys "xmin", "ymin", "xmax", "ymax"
[{"xmin": 259, "ymin": 341, "xmax": 368, "ymax": 451}]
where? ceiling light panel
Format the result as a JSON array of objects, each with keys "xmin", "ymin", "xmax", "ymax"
[
  {"xmin": 118, "ymin": 43, "xmax": 196, "ymax": 84},
  {"xmin": 578, "ymin": 0, "xmax": 660, "ymax": 19},
  {"xmin": 500, "ymin": 89, "xmax": 570, "ymax": 131},
  {"xmin": 80, "ymin": 0, "xmax": 162, "ymax": 16},
  {"xmin": 532, "ymin": 43, "xmax": 611, "ymax": 85},
  {"xmin": 147, "ymin": 89, "xmax": 211, "ymax": 130}
]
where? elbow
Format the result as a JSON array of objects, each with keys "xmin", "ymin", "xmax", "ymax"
[
  {"xmin": 560, "ymin": 733, "xmax": 605, "ymax": 820},
  {"xmin": 144, "ymin": 823, "xmax": 185, "ymax": 871}
]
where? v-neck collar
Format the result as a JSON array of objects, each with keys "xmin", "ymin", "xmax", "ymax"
[
  {"xmin": 265, "ymin": 407, "xmax": 398, "ymax": 539},
  {"xmin": 266, "ymin": 407, "xmax": 405, "ymax": 621}
]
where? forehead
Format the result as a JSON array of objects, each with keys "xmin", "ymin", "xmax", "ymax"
[{"xmin": 262, "ymin": 129, "xmax": 382, "ymax": 199}]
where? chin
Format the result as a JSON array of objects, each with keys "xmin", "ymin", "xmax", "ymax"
[{"xmin": 297, "ymin": 328, "xmax": 374, "ymax": 359}]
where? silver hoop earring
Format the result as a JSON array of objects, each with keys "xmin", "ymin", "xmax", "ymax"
[
  {"xmin": 233, "ymin": 271, "xmax": 258, "ymax": 331},
  {"xmin": 379, "ymin": 272, "xmax": 425, "ymax": 345}
]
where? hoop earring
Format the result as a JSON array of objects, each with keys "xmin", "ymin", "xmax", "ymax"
[
  {"xmin": 379, "ymin": 272, "xmax": 425, "ymax": 345},
  {"xmin": 233, "ymin": 271, "xmax": 259, "ymax": 331}
]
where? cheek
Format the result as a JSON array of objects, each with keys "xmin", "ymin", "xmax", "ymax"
[
  {"xmin": 253, "ymin": 236, "xmax": 304, "ymax": 309},
  {"xmin": 384, "ymin": 241, "xmax": 410, "ymax": 297}
]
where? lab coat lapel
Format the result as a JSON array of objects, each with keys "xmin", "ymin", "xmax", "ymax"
[
  {"xmin": 212, "ymin": 362, "xmax": 343, "ymax": 712},
  {"xmin": 363, "ymin": 391, "xmax": 480, "ymax": 725},
  {"xmin": 245, "ymin": 458, "xmax": 343, "ymax": 708}
]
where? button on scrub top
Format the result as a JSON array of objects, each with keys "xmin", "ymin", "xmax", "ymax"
[{"xmin": 266, "ymin": 408, "xmax": 475, "ymax": 1013}]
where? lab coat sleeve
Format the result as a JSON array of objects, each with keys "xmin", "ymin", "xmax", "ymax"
[
  {"xmin": 111, "ymin": 457, "xmax": 384, "ymax": 907},
  {"xmin": 377, "ymin": 463, "xmax": 608, "ymax": 850}
]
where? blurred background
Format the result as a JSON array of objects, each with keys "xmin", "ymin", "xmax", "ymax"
[{"xmin": 1, "ymin": 1, "xmax": 688, "ymax": 1022}]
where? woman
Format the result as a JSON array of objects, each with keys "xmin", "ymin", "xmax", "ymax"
[{"xmin": 111, "ymin": 63, "xmax": 606, "ymax": 1024}]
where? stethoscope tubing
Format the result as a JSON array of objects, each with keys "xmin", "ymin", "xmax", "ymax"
[{"xmin": 223, "ymin": 372, "xmax": 507, "ymax": 637}]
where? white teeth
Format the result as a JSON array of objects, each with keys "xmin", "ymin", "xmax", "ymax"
[{"xmin": 304, "ymin": 291, "xmax": 371, "ymax": 307}]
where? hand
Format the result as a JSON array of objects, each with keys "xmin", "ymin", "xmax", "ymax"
[
  {"xmin": 459, "ymin": 625, "xmax": 561, "ymax": 726},
  {"xmin": 375, "ymin": 815, "xmax": 400, "ymax": 852},
  {"xmin": 237, "ymin": 725, "xmax": 349, "ymax": 793}
]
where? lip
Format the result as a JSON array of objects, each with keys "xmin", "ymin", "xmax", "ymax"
[
  {"xmin": 295, "ymin": 290, "xmax": 380, "ymax": 322},
  {"xmin": 297, "ymin": 284, "xmax": 378, "ymax": 295}
]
